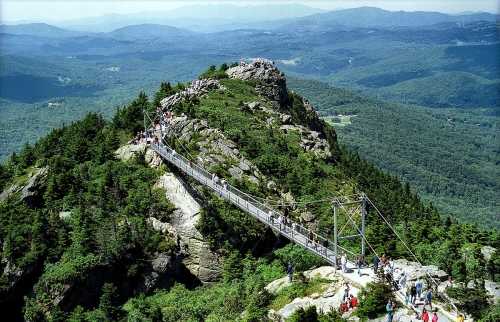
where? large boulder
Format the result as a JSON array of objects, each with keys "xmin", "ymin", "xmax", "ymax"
[
  {"xmin": 114, "ymin": 143, "xmax": 147, "ymax": 161},
  {"xmin": 481, "ymin": 246, "xmax": 496, "ymax": 261},
  {"xmin": 484, "ymin": 280, "xmax": 499, "ymax": 303},
  {"xmin": 394, "ymin": 259, "xmax": 448, "ymax": 282},
  {"xmin": 267, "ymin": 277, "xmax": 348, "ymax": 321},
  {"xmin": 115, "ymin": 143, "xmax": 162, "ymax": 167},
  {"xmin": 227, "ymin": 59, "xmax": 289, "ymax": 108}
]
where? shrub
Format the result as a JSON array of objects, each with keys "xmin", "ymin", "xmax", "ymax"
[
  {"xmin": 479, "ymin": 304, "xmax": 500, "ymax": 322},
  {"xmin": 199, "ymin": 64, "xmax": 229, "ymax": 80},
  {"xmin": 287, "ymin": 306, "xmax": 319, "ymax": 322},
  {"xmin": 356, "ymin": 282, "xmax": 395, "ymax": 319},
  {"xmin": 274, "ymin": 244, "xmax": 326, "ymax": 272},
  {"xmin": 446, "ymin": 286, "xmax": 491, "ymax": 319}
]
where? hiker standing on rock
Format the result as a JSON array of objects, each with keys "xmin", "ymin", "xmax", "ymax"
[
  {"xmin": 341, "ymin": 253, "xmax": 347, "ymax": 273},
  {"xmin": 422, "ymin": 308, "xmax": 429, "ymax": 322},
  {"xmin": 416, "ymin": 279, "xmax": 423, "ymax": 300},
  {"xmin": 357, "ymin": 255, "xmax": 364, "ymax": 276},
  {"xmin": 410, "ymin": 282, "xmax": 417, "ymax": 305},
  {"xmin": 343, "ymin": 282, "xmax": 350, "ymax": 301},
  {"xmin": 373, "ymin": 255, "xmax": 380, "ymax": 274},
  {"xmin": 287, "ymin": 262, "xmax": 294, "ymax": 282},
  {"xmin": 425, "ymin": 289, "xmax": 433, "ymax": 310},
  {"xmin": 386, "ymin": 300, "xmax": 394, "ymax": 322}
]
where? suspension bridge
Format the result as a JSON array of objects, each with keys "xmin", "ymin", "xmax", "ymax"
[{"xmin": 142, "ymin": 109, "xmax": 461, "ymax": 321}]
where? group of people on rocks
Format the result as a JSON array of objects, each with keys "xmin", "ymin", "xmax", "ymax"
[
  {"xmin": 387, "ymin": 299, "xmax": 440, "ymax": 322},
  {"xmin": 131, "ymin": 104, "xmax": 176, "ymax": 147},
  {"xmin": 339, "ymin": 282, "xmax": 359, "ymax": 314}
]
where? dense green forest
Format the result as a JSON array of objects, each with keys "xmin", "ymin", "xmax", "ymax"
[
  {"xmin": 0, "ymin": 66, "xmax": 498, "ymax": 321},
  {"xmin": 288, "ymin": 78, "xmax": 499, "ymax": 229}
]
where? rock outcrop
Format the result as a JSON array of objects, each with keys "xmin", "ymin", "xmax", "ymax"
[
  {"xmin": 155, "ymin": 173, "xmax": 222, "ymax": 283},
  {"xmin": 266, "ymin": 271, "xmax": 348, "ymax": 321},
  {"xmin": 280, "ymin": 124, "xmax": 332, "ymax": 159},
  {"xmin": 115, "ymin": 143, "xmax": 162, "ymax": 167},
  {"xmin": 227, "ymin": 59, "xmax": 289, "ymax": 108},
  {"xmin": 0, "ymin": 166, "xmax": 48, "ymax": 206},
  {"xmin": 484, "ymin": 280, "xmax": 500, "ymax": 302},
  {"xmin": 160, "ymin": 79, "xmax": 223, "ymax": 111},
  {"xmin": 394, "ymin": 259, "xmax": 448, "ymax": 282},
  {"xmin": 163, "ymin": 115, "xmax": 264, "ymax": 184}
]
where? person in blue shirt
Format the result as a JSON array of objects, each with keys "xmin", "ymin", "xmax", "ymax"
[
  {"xmin": 386, "ymin": 299, "xmax": 394, "ymax": 322},
  {"xmin": 416, "ymin": 279, "xmax": 423, "ymax": 299},
  {"xmin": 425, "ymin": 289, "xmax": 433, "ymax": 310}
]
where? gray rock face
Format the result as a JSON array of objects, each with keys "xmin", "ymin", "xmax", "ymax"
[
  {"xmin": 152, "ymin": 253, "xmax": 174, "ymax": 273},
  {"xmin": 1, "ymin": 259, "xmax": 24, "ymax": 290},
  {"xmin": 481, "ymin": 246, "xmax": 496, "ymax": 261},
  {"xmin": 155, "ymin": 173, "xmax": 222, "ymax": 283},
  {"xmin": 227, "ymin": 59, "xmax": 288, "ymax": 107},
  {"xmin": 394, "ymin": 259, "xmax": 448, "ymax": 282},
  {"xmin": 115, "ymin": 143, "xmax": 163, "ymax": 167},
  {"xmin": 280, "ymin": 124, "xmax": 331, "ymax": 159},
  {"xmin": 114, "ymin": 143, "xmax": 147, "ymax": 161},
  {"xmin": 0, "ymin": 166, "xmax": 48, "ymax": 205},
  {"xmin": 266, "ymin": 272, "xmax": 348, "ymax": 321},
  {"xmin": 484, "ymin": 280, "xmax": 499, "ymax": 302},
  {"xmin": 160, "ymin": 79, "xmax": 222, "ymax": 110},
  {"xmin": 163, "ymin": 116, "xmax": 263, "ymax": 185}
]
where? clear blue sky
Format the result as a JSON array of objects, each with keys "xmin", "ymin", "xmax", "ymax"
[{"xmin": 2, "ymin": 0, "xmax": 498, "ymax": 23}]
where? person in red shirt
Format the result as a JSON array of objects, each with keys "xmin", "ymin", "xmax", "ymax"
[
  {"xmin": 349, "ymin": 295, "xmax": 358, "ymax": 309},
  {"xmin": 340, "ymin": 300, "xmax": 348, "ymax": 313},
  {"xmin": 422, "ymin": 308, "xmax": 429, "ymax": 322}
]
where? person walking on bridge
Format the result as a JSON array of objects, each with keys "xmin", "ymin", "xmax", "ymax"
[{"xmin": 431, "ymin": 311, "xmax": 438, "ymax": 322}]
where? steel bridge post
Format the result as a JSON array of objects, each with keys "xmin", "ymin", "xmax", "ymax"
[
  {"xmin": 361, "ymin": 194, "xmax": 367, "ymax": 258},
  {"xmin": 333, "ymin": 204, "xmax": 337, "ymax": 272}
]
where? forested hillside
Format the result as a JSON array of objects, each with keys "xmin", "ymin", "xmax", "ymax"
[
  {"xmin": 0, "ymin": 63, "xmax": 498, "ymax": 321},
  {"xmin": 288, "ymin": 78, "xmax": 499, "ymax": 228}
]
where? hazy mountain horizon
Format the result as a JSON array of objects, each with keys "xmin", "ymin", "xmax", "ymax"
[{"xmin": 2, "ymin": 5, "xmax": 497, "ymax": 33}]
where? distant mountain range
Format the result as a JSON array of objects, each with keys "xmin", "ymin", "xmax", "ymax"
[
  {"xmin": 107, "ymin": 24, "xmax": 194, "ymax": 41},
  {"xmin": 0, "ymin": 23, "xmax": 88, "ymax": 38},
  {"xmin": 3, "ymin": 6, "xmax": 497, "ymax": 34},
  {"xmin": 49, "ymin": 3, "xmax": 326, "ymax": 32},
  {"xmin": 1, "ymin": 6, "xmax": 498, "ymax": 111},
  {"xmin": 279, "ymin": 6, "xmax": 498, "ymax": 31}
]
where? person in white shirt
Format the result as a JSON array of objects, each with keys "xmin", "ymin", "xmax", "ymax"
[{"xmin": 341, "ymin": 253, "xmax": 347, "ymax": 273}]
